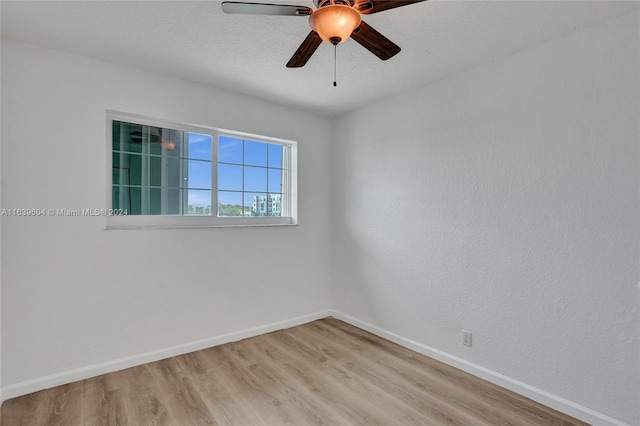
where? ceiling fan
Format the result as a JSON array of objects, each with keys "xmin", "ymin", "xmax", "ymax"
[
  {"xmin": 130, "ymin": 127, "xmax": 177, "ymax": 150},
  {"xmin": 221, "ymin": 0, "xmax": 426, "ymax": 68}
]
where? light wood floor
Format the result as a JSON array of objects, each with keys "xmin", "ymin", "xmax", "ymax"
[{"xmin": 1, "ymin": 318, "xmax": 587, "ymax": 425}]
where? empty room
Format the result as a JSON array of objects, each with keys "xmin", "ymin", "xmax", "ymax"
[{"xmin": 0, "ymin": 0, "xmax": 638, "ymax": 425}]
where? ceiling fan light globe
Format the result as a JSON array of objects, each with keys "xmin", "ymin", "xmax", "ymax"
[
  {"xmin": 309, "ymin": 5, "xmax": 361, "ymax": 44},
  {"xmin": 160, "ymin": 140, "xmax": 177, "ymax": 150}
]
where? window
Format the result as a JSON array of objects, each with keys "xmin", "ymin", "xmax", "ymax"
[
  {"xmin": 217, "ymin": 136, "xmax": 291, "ymax": 218},
  {"xmin": 107, "ymin": 112, "xmax": 297, "ymax": 229}
]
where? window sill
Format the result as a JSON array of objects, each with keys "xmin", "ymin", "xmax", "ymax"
[{"xmin": 105, "ymin": 215, "xmax": 297, "ymax": 230}]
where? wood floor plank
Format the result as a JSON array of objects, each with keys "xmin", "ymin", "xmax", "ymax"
[
  {"xmin": 81, "ymin": 375, "xmax": 128, "ymax": 426},
  {"xmin": 268, "ymin": 328, "xmax": 408, "ymax": 424},
  {"xmin": 320, "ymin": 317, "xmax": 581, "ymax": 425},
  {"xmin": 1, "ymin": 390, "xmax": 43, "ymax": 426},
  {"xmin": 1, "ymin": 318, "xmax": 588, "ymax": 426},
  {"xmin": 146, "ymin": 357, "xmax": 215, "ymax": 425},
  {"xmin": 283, "ymin": 320, "xmax": 480, "ymax": 425},
  {"xmin": 253, "ymin": 332, "xmax": 394, "ymax": 425},
  {"xmin": 175, "ymin": 349, "xmax": 263, "ymax": 425}
]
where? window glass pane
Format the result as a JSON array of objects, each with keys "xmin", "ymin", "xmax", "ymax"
[
  {"xmin": 158, "ymin": 128, "xmax": 182, "ymax": 154},
  {"xmin": 150, "ymin": 156, "xmax": 162, "ymax": 187},
  {"xmin": 219, "ymin": 136, "xmax": 243, "ymax": 164},
  {"xmin": 268, "ymin": 169, "xmax": 283, "ymax": 194},
  {"xmin": 113, "ymin": 152, "xmax": 143, "ymax": 186},
  {"xmin": 268, "ymin": 144, "xmax": 283, "ymax": 168},
  {"xmin": 218, "ymin": 191, "xmax": 242, "ymax": 206},
  {"xmin": 148, "ymin": 188, "xmax": 162, "ymax": 215},
  {"xmin": 112, "ymin": 185, "xmax": 131, "ymax": 212},
  {"xmin": 244, "ymin": 166, "xmax": 267, "ymax": 192},
  {"xmin": 147, "ymin": 127, "xmax": 164, "ymax": 156},
  {"xmin": 245, "ymin": 192, "xmax": 266, "ymax": 216},
  {"xmin": 268, "ymin": 193, "xmax": 283, "ymax": 217},
  {"xmin": 113, "ymin": 121, "xmax": 212, "ymax": 216},
  {"xmin": 128, "ymin": 187, "xmax": 142, "ymax": 215},
  {"xmin": 122, "ymin": 187, "xmax": 183, "ymax": 215},
  {"xmin": 215, "ymin": 135, "xmax": 291, "ymax": 220},
  {"xmin": 218, "ymin": 164, "xmax": 242, "ymax": 191},
  {"xmin": 218, "ymin": 191, "xmax": 245, "ymax": 217},
  {"xmin": 186, "ymin": 160, "xmax": 211, "ymax": 190},
  {"xmin": 113, "ymin": 122, "xmax": 184, "ymax": 155},
  {"xmin": 188, "ymin": 132, "xmax": 212, "ymax": 160},
  {"xmin": 112, "ymin": 165, "xmax": 131, "ymax": 188},
  {"xmin": 166, "ymin": 188, "xmax": 182, "ymax": 215},
  {"xmin": 243, "ymin": 193, "xmax": 283, "ymax": 216},
  {"xmin": 167, "ymin": 157, "xmax": 182, "ymax": 188},
  {"xmin": 165, "ymin": 145, "xmax": 181, "ymax": 159},
  {"xmin": 187, "ymin": 190, "xmax": 212, "ymax": 215},
  {"xmin": 244, "ymin": 141, "xmax": 267, "ymax": 167},
  {"xmin": 113, "ymin": 121, "xmax": 142, "ymax": 153}
]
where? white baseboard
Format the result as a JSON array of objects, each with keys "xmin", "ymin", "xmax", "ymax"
[
  {"xmin": 1, "ymin": 310, "xmax": 332, "ymax": 402},
  {"xmin": 330, "ymin": 310, "xmax": 628, "ymax": 426}
]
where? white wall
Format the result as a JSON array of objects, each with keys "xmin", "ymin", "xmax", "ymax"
[
  {"xmin": 1, "ymin": 9, "xmax": 639, "ymax": 425},
  {"xmin": 332, "ymin": 12, "xmax": 639, "ymax": 425},
  {"xmin": 0, "ymin": 35, "xmax": 3, "ymax": 406},
  {"xmin": 1, "ymin": 39, "xmax": 333, "ymax": 389}
]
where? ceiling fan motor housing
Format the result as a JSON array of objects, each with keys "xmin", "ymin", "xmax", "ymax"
[{"xmin": 309, "ymin": 3, "xmax": 362, "ymax": 44}]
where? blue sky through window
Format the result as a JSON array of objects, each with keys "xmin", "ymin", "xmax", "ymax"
[
  {"xmin": 188, "ymin": 132, "xmax": 212, "ymax": 160},
  {"xmin": 186, "ymin": 132, "xmax": 213, "ymax": 211}
]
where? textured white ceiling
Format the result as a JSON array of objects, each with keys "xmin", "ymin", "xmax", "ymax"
[{"xmin": 1, "ymin": 1, "xmax": 638, "ymax": 117}]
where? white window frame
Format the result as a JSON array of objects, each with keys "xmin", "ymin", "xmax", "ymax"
[{"xmin": 106, "ymin": 111, "xmax": 298, "ymax": 229}]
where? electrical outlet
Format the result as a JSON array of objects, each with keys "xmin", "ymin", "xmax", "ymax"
[{"xmin": 462, "ymin": 330, "xmax": 472, "ymax": 347}]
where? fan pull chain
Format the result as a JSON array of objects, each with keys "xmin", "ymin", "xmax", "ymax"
[{"xmin": 333, "ymin": 42, "xmax": 337, "ymax": 87}]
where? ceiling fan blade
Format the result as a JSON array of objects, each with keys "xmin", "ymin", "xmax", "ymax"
[
  {"xmin": 350, "ymin": 21, "xmax": 401, "ymax": 60},
  {"xmin": 221, "ymin": 1, "xmax": 313, "ymax": 16},
  {"xmin": 356, "ymin": 0, "xmax": 426, "ymax": 15},
  {"xmin": 286, "ymin": 31, "xmax": 322, "ymax": 68}
]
